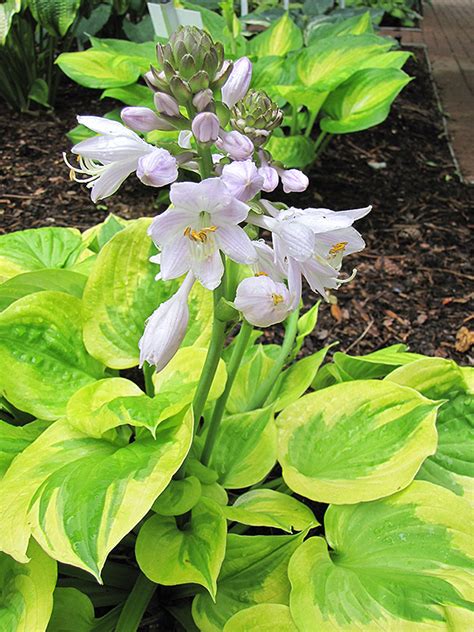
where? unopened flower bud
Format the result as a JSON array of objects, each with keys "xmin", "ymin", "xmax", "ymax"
[
  {"xmin": 234, "ymin": 275, "xmax": 292, "ymax": 327},
  {"xmin": 154, "ymin": 91, "xmax": 180, "ymax": 117},
  {"xmin": 139, "ymin": 272, "xmax": 195, "ymax": 371},
  {"xmin": 192, "ymin": 112, "xmax": 220, "ymax": 144},
  {"xmin": 216, "ymin": 130, "xmax": 254, "ymax": 161},
  {"xmin": 193, "ymin": 88, "xmax": 213, "ymax": 112},
  {"xmin": 144, "ymin": 68, "xmax": 168, "ymax": 92},
  {"xmin": 178, "ymin": 130, "xmax": 193, "ymax": 149},
  {"xmin": 221, "ymin": 160, "xmax": 263, "ymax": 202},
  {"xmin": 136, "ymin": 148, "xmax": 178, "ymax": 187},
  {"xmin": 278, "ymin": 168, "xmax": 309, "ymax": 193},
  {"xmin": 121, "ymin": 106, "xmax": 172, "ymax": 133},
  {"xmin": 258, "ymin": 164, "xmax": 279, "ymax": 192},
  {"xmin": 221, "ymin": 56, "xmax": 252, "ymax": 109}
]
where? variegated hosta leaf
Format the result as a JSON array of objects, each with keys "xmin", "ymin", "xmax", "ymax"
[
  {"xmin": 207, "ymin": 405, "xmax": 277, "ymax": 489},
  {"xmin": 387, "ymin": 358, "xmax": 474, "ymax": 501},
  {"xmin": 82, "ymin": 219, "xmax": 213, "ymax": 369},
  {"xmin": 0, "ymin": 227, "xmax": 84, "ymax": 283},
  {"xmin": 223, "ymin": 604, "xmax": 298, "ymax": 632},
  {"xmin": 249, "ymin": 13, "xmax": 302, "ymax": 57},
  {"xmin": 224, "ymin": 489, "xmax": 317, "ymax": 533},
  {"xmin": 0, "ymin": 408, "xmax": 193, "ymax": 579},
  {"xmin": 192, "ymin": 533, "xmax": 304, "ymax": 631},
  {"xmin": 0, "ymin": 419, "xmax": 49, "ymax": 478},
  {"xmin": 0, "ymin": 540, "xmax": 56, "ymax": 632},
  {"xmin": 0, "ymin": 0, "xmax": 21, "ymax": 46},
  {"xmin": 136, "ymin": 497, "xmax": 227, "ymax": 598},
  {"xmin": 0, "ymin": 291, "xmax": 105, "ymax": 420},
  {"xmin": 29, "ymin": 0, "xmax": 82, "ymax": 37},
  {"xmin": 288, "ymin": 481, "xmax": 474, "ymax": 630},
  {"xmin": 332, "ymin": 343, "xmax": 424, "ymax": 381},
  {"xmin": 153, "ymin": 347, "xmax": 227, "ymax": 405},
  {"xmin": 0, "ymin": 269, "xmax": 87, "ymax": 311},
  {"xmin": 48, "ymin": 588, "xmax": 95, "ymax": 632},
  {"xmin": 277, "ymin": 379, "xmax": 440, "ymax": 504},
  {"xmin": 152, "ymin": 476, "xmax": 202, "ymax": 516}
]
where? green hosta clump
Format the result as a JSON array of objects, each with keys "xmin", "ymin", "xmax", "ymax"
[{"xmin": 0, "ymin": 218, "xmax": 472, "ymax": 631}]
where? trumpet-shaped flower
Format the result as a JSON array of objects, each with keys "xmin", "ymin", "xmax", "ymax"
[
  {"xmin": 65, "ymin": 116, "xmax": 178, "ymax": 202},
  {"xmin": 149, "ymin": 178, "xmax": 257, "ymax": 290},
  {"xmin": 139, "ymin": 272, "xmax": 195, "ymax": 371},
  {"xmin": 221, "ymin": 56, "xmax": 252, "ymax": 108},
  {"xmin": 249, "ymin": 203, "xmax": 371, "ymax": 301},
  {"xmin": 221, "ymin": 160, "xmax": 264, "ymax": 202},
  {"xmin": 234, "ymin": 275, "xmax": 292, "ymax": 327}
]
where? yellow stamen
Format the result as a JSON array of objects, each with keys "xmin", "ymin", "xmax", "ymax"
[
  {"xmin": 255, "ymin": 271, "xmax": 268, "ymax": 277},
  {"xmin": 272, "ymin": 293, "xmax": 284, "ymax": 305},
  {"xmin": 329, "ymin": 241, "xmax": 348, "ymax": 256},
  {"xmin": 184, "ymin": 225, "xmax": 217, "ymax": 243}
]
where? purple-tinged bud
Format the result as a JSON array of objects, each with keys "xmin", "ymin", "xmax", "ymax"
[
  {"xmin": 216, "ymin": 130, "xmax": 254, "ymax": 161},
  {"xmin": 258, "ymin": 164, "xmax": 279, "ymax": 192},
  {"xmin": 178, "ymin": 130, "xmax": 193, "ymax": 149},
  {"xmin": 192, "ymin": 112, "xmax": 220, "ymax": 144},
  {"xmin": 192, "ymin": 88, "xmax": 213, "ymax": 112},
  {"xmin": 221, "ymin": 57, "xmax": 252, "ymax": 109},
  {"xmin": 121, "ymin": 107, "xmax": 166, "ymax": 133},
  {"xmin": 234, "ymin": 275, "xmax": 292, "ymax": 327},
  {"xmin": 136, "ymin": 148, "xmax": 178, "ymax": 187},
  {"xmin": 278, "ymin": 168, "xmax": 309, "ymax": 194},
  {"xmin": 154, "ymin": 91, "xmax": 180, "ymax": 117},
  {"xmin": 221, "ymin": 160, "xmax": 264, "ymax": 202}
]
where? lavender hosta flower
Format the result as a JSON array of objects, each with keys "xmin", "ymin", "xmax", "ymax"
[
  {"xmin": 221, "ymin": 160, "xmax": 264, "ymax": 202},
  {"xmin": 192, "ymin": 88, "xmax": 213, "ymax": 112},
  {"xmin": 192, "ymin": 112, "xmax": 220, "ymax": 144},
  {"xmin": 149, "ymin": 178, "xmax": 257, "ymax": 290},
  {"xmin": 65, "ymin": 116, "xmax": 177, "ymax": 202},
  {"xmin": 139, "ymin": 272, "xmax": 195, "ymax": 372},
  {"xmin": 278, "ymin": 168, "xmax": 309, "ymax": 193},
  {"xmin": 258, "ymin": 163, "xmax": 279, "ymax": 192},
  {"xmin": 154, "ymin": 92, "xmax": 180, "ymax": 117},
  {"xmin": 136, "ymin": 148, "xmax": 179, "ymax": 187},
  {"xmin": 120, "ymin": 107, "xmax": 174, "ymax": 133},
  {"xmin": 221, "ymin": 56, "xmax": 252, "ymax": 109},
  {"xmin": 216, "ymin": 130, "xmax": 254, "ymax": 161},
  {"xmin": 178, "ymin": 130, "xmax": 193, "ymax": 149},
  {"xmin": 234, "ymin": 275, "xmax": 292, "ymax": 327},
  {"xmin": 249, "ymin": 203, "xmax": 371, "ymax": 301}
]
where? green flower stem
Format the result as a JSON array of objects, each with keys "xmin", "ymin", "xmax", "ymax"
[
  {"xmin": 201, "ymin": 320, "xmax": 253, "ymax": 465},
  {"xmin": 313, "ymin": 130, "xmax": 328, "ymax": 154},
  {"xmin": 115, "ymin": 573, "xmax": 157, "ymax": 632},
  {"xmin": 143, "ymin": 362, "xmax": 155, "ymax": 397},
  {"xmin": 92, "ymin": 604, "xmax": 122, "ymax": 632},
  {"xmin": 192, "ymin": 284, "xmax": 227, "ymax": 428},
  {"xmin": 197, "ymin": 143, "xmax": 214, "ymax": 179},
  {"xmin": 315, "ymin": 132, "xmax": 332, "ymax": 159},
  {"xmin": 290, "ymin": 101, "xmax": 299, "ymax": 136},
  {"xmin": 248, "ymin": 309, "xmax": 299, "ymax": 410}
]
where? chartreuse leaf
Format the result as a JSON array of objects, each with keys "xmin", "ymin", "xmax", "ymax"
[
  {"xmin": 56, "ymin": 50, "xmax": 142, "ymax": 89},
  {"xmin": 277, "ymin": 379, "xmax": 440, "ymax": 503},
  {"xmin": 387, "ymin": 358, "xmax": 474, "ymax": 500},
  {"xmin": 0, "ymin": 419, "xmax": 49, "ymax": 477},
  {"xmin": 332, "ymin": 343, "xmax": 423, "ymax": 381},
  {"xmin": 0, "ymin": 540, "xmax": 56, "ymax": 632},
  {"xmin": 297, "ymin": 35, "xmax": 392, "ymax": 91},
  {"xmin": 266, "ymin": 84, "xmax": 328, "ymax": 114},
  {"xmin": 0, "ymin": 291, "xmax": 105, "ymax": 420},
  {"xmin": 288, "ymin": 481, "xmax": 474, "ymax": 630},
  {"xmin": 101, "ymin": 83, "xmax": 155, "ymax": 109},
  {"xmin": 306, "ymin": 11, "xmax": 373, "ymax": 44},
  {"xmin": 81, "ymin": 214, "xmax": 129, "ymax": 253},
  {"xmin": 0, "ymin": 408, "xmax": 193, "ymax": 578},
  {"xmin": 153, "ymin": 347, "xmax": 227, "ymax": 405},
  {"xmin": 48, "ymin": 588, "xmax": 95, "ymax": 631},
  {"xmin": 83, "ymin": 219, "xmax": 213, "ymax": 369},
  {"xmin": 89, "ymin": 36, "xmax": 155, "ymax": 63},
  {"xmin": 249, "ymin": 13, "xmax": 303, "ymax": 57},
  {"xmin": 224, "ymin": 489, "xmax": 317, "ymax": 533},
  {"xmin": 208, "ymin": 405, "xmax": 277, "ymax": 489},
  {"xmin": 28, "ymin": 0, "xmax": 81, "ymax": 37},
  {"xmin": 224, "ymin": 604, "xmax": 298, "ymax": 632},
  {"xmin": 265, "ymin": 135, "xmax": 316, "ymax": 169},
  {"xmin": 136, "ymin": 497, "xmax": 227, "ymax": 598},
  {"xmin": 192, "ymin": 533, "xmax": 304, "ymax": 631},
  {"xmin": 272, "ymin": 347, "xmax": 331, "ymax": 412},
  {"xmin": 358, "ymin": 50, "xmax": 412, "ymax": 70},
  {"xmin": 226, "ymin": 344, "xmax": 279, "ymax": 414},
  {"xmin": 321, "ymin": 68, "xmax": 412, "ymax": 134},
  {"xmin": 0, "ymin": 269, "xmax": 87, "ymax": 311},
  {"xmin": 0, "ymin": 227, "xmax": 84, "ymax": 283},
  {"xmin": 291, "ymin": 302, "xmax": 320, "ymax": 359},
  {"xmin": 152, "ymin": 476, "xmax": 202, "ymax": 516}
]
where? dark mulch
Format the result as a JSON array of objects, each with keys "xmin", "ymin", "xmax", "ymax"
[{"xmin": 0, "ymin": 48, "xmax": 473, "ymax": 364}]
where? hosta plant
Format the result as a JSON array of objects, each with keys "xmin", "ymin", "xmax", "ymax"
[
  {"xmin": 0, "ymin": 25, "xmax": 473, "ymax": 632},
  {"xmin": 57, "ymin": 10, "xmax": 412, "ymax": 168}
]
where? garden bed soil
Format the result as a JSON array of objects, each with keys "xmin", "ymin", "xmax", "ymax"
[{"xmin": 0, "ymin": 48, "xmax": 472, "ymax": 364}]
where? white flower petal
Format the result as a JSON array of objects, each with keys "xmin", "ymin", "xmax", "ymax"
[
  {"xmin": 216, "ymin": 225, "xmax": 257, "ymax": 264},
  {"xmin": 279, "ymin": 220, "xmax": 315, "ymax": 262},
  {"xmin": 89, "ymin": 160, "xmax": 137, "ymax": 202},
  {"xmin": 192, "ymin": 250, "xmax": 224, "ymax": 290},
  {"xmin": 77, "ymin": 116, "xmax": 138, "ymax": 138},
  {"xmin": 159, "ymin": 238, "xmax": 192, "ymax": 280},
  {"xmin": 72, "ymin": 134, "xmax": 151, "ymax": 163},
  {"xmin": 148, "ymin": 208, "xmax": 197, "ymax": 247}
]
